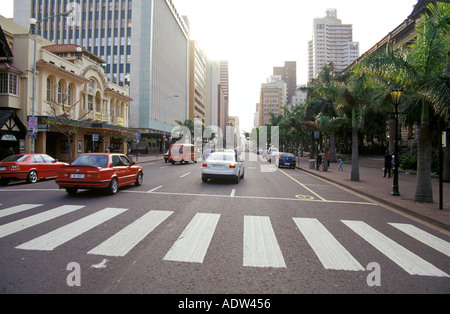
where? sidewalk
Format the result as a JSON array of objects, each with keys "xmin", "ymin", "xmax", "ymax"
[
  {"xmin": 131, "ymin": 152, "xmax": 450, "ymax": 231},
  {"xmin": 297, "ymin": 155, "xmax": 450, "ymax": 231}
]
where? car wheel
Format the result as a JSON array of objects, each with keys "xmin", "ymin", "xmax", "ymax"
[
  {"xmin": 26, "ymin": 170, "xmax": 38, "ymax": 184},
  {"xmin": 107, "ymin": 177, "xmax": 118, "ymax": 195},
  {"xmin": 202, "ymin": 175, "xmax": 208, "ymax": 183},
  {"xmin": 135, "ymin": 171, "xmax": 143, "ymax": 186},
  {"xmin": 0, "ymin": 178, "xmax": 10, "ymax": 186},
  {"xmin": 234, "ymin": 171, "xmax": 240, "ymax": 184},
  {"xmin": 240, "ymin": 168, "xmax": 245, "ymax": 179},
  {"xmin": 66, "ymin": 188, "xmax": 78, "ymax": 195}
]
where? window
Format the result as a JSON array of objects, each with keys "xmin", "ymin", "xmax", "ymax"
[
  {"xmin": 0, "ymin": 73, "xmax": 18, "ymax": 96},
  {"xmin": 58, "ymin": 82, "xmax": 63, "ymax": 104}
]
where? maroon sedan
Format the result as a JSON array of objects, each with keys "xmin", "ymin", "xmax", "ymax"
[
  {"xmin": 0, "ymin": 154, "xmax": 69, "ymax": 185},
  {"xmin": 56, "ymin": 153, "xmax": 143, "ymax": 195}
]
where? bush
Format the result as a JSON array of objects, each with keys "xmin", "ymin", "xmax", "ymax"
[{"xmin": 399, "ymin": 153, "xmax": 417, "ymax": 170}]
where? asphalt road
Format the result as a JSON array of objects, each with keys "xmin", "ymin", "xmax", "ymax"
[{"xmin": 0, "ymin": 153, "xmax": 449, "ymax": 295}]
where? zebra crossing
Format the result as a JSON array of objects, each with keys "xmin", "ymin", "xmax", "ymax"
[{"xmin": 0, "ymin": 203, "xmax": 449, "ymax": 278}]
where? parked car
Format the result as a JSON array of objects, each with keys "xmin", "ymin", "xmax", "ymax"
[
  {"xmin": 275, "ymin": 152, "xmax": 296, "ymax": 169},
  {"xmin": 202, "ymin": 151, "xmax": 244, "ymax": 184},
  {"xmin": 0, "ymin": 154, "xmax": 68, "ymax": 185},
  {"xmin": 267, "ymin": 148, "xmax": 279, "ymax": 163},
  {"xmin": 55, "ymin": 153, "xmax": 143, "ymax": 195},
  {"xmin": 168, "ymin": 143, "xmax": 198, "ymax": 164}
]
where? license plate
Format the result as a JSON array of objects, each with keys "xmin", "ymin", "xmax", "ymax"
[
  {"xmin": 0, "ymin": 167, "xmax": 6, "ymax": 171},
  {"xmin": 70, "ymin": 174, "xmax": 85, "ymax": 179},
  {"xmin": 214, "ymin": 165, "xmax": 225, "ymax": 168}
]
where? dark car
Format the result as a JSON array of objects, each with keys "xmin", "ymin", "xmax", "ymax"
[
  {"xmin": 56, "ymin": 153, "xmax": 143, "ymax": 195},
  {"xmin": 0, "ymin": 154, "xmax": 68, "ymax": 185},
  {"xmin": 275, "ymin": 152, "xmax": 296, "ymax": 169}
]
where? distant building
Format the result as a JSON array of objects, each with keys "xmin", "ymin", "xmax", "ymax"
[
  {"xmin": 259, "ymin": 78, "xmax": 286, "ymax": 126},
  {"xmin": 307, "ymin": 9, "xmax": 359, "ymax": 81},
  {"xmin": 273, "ymin": 61, "xmax": 296, "ymax": 107}
]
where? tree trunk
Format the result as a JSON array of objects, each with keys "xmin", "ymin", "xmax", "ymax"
[
  {"xmin": 330, "ymin": 131, "xmax": 336, "ymax": 162},
  {"xmin": 444, "ymin": 130, "xmax": 450, "ymax": 182},
  {"xmin": 351, "ymin": 109, "xmax": 359, "ymax": 181},
  {"xmin": 414, "ymin": 120, "xmax": 433, "ymax": 203}
]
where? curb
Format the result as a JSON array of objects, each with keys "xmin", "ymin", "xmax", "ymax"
[{"xmin": 296, "ymin": 165, "xmax": 450, "ymax": 232}]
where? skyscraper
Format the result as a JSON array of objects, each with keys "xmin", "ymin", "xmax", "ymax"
[
  {"xmin": 273, "ymin": 61, "xmax": 296, "ymax": 106},
  {"xmin": 307, "ymin": 9, "xmax": 359, "ymax": 81},
  {"xmin": 14, "ymin": 0, "xmax": 189, "ymax": 136}
]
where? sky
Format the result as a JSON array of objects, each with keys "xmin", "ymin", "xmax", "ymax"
[{"xmin": 1, "ymin": 0, "xmax": 419, "ymax": 133}]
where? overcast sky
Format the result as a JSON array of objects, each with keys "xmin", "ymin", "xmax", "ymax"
[{"xmin": 2, "ymin": 0, "xmax": 419, "ymax": 133}]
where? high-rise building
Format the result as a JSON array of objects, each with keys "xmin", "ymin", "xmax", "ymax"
[
  {"xmin": 189, "ymin": 40, "xmax": 207, "ymax": 125},
  {"xmin": 307, "ymin": 9, "xmax": 359, "ymax": 81},
  {"xmin": 273, "ymin": 61, "xmax": 296, "ymax": 106},
  {"xmin": 14, "ymin": 0, "xmax": 190, "ymax": 139},
  {"xmin": 259, "ymin": 77, "xmax": 286, "ymax": 126},
  {"xmin": 218, "ymin": 60, "xmax": 229, "ymax": 131}
]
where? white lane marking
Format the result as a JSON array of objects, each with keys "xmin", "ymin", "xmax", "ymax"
[
  {"xmin": 243, "ymin": 216, "xmax": 286, "ymax": 268},
  {"xmin": 278, "ymin": 169, "xmax": 326, "ymax": 201},
  {"xmin": 293, "ymin": 218, "xmax": 364, "ymax": 271},
  {"xmin": 16, "ymin": 208, "xmax": 128, "ymax": 251},
  {"xmin": 147, "ymin": 185, "xmax": 163, "ymax": 193},
  {"xmin": 230, "ymin": 189, "xmax": 235, "ymax": 197},
  {"xmin": 389, "ymin": 223, "xmax": 450, "ymax": 257},
  {"xmin": 342, "ymin": 220, "xmax": 449, "ymax": 277},
  {"xmin": 163, "ymin": 213, "xmax": 220, "ymax": 263},
  {"xmin": 0, "ymin": 205, "xmax": 84, "ymax": 239},
  {"xmin": 0, "ymin": 204, "xmax": 43, "ymax": 219},
  {"xmin": 180, "ymin": 172, "xmax": 191, "ymax": 178},
  {"xmin": 88, "ymin": 210, "xmax": 173, "ymax": 257}
]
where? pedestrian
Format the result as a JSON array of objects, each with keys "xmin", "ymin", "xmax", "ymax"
[
  {"xmin": 327, "ymin": 151, "xmax": 330, "ymax": 167},
  {"xmin": 6, "ymin": 147, "xmax": 14, "ymax": 157},
  {"xmin": 384, "ymin": 150, "xmax": 392, "ymax": 178},
  {"xmin": 317, "ymin": 150, "xmax": 322, "ymax": 170},
  {"xmin": 338, "ymin": 156, "xmax": 343, "ymax": 171}
]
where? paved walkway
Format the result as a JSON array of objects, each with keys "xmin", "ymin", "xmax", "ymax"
[
  {"xmin": 131, "ymin": 153, "xmax": 450, "ymax": 232},
  {"xmin": 297, "ymin": 156, "xmax": 450, "ymax": 232}
]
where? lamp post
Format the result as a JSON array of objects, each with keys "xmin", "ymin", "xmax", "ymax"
[
  {"xmin": 390, "ymin": 88, "xmax": 402, "ymax": 196},
  {"xmin": 163, "ymin": 95, "xmax": 179, "ymax": 153},
  {"xmin": 29, "ymin": 11, "xmax": 71, "ymax": 153}
]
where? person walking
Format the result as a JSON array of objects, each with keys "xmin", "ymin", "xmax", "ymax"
[
  {"xmin": 338, "ymin": 156, "xmax": 343, "ymax": 171},
  {"xmin": 384, "ymin": 150, "xmax": 392, "ymax": 178}
]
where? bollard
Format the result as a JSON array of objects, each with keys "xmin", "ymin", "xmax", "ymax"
[{"xmin": 309, "ymin": 159, "xmax": 315, "ymax": 169}]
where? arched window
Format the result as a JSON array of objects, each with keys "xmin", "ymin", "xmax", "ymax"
[
  {"xmin": 57, "ymin": 82, "xmax": 63, "ymax": 104},
  {"xmin": 67, "ymin": 85, "xmax": 73, "ymax": 107},
  {"xmin": 46, "ymin": 78, "xmax": 51, "ymax": 101}
]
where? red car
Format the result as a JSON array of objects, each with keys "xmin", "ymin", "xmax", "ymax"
[
  {"xmin": 56, "ymin": 153, "xmax": 143, "ymax": 195},
  {"xmin": 0, "ymin": 154, "xmax": 68, "ymax": 185}
]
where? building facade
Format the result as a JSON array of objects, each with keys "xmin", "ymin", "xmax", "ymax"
[
  {"xmin": 259, "ymin": 78, "xmax": 286, "ymax": 126},
  {"xmin": 14, "ymin": 0, "xmax": 190, "ymax": 150},
  {"xmin": 0, "ymin": 16, "xmax": 134, "ymax": 162},
  {"xmin": 273, "ymin": 61, "xmax": 296, "ymax": 107},
  {"xmin": 307, "ymin": 9, "xmax": 359, "ymax": 81},
  {"xmin": 189, "ymin": 40, "xmax": 207, "ymax": 125}
]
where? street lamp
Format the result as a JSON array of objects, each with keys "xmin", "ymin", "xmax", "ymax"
[
  {"xmin": 390, "ymin": 87, "xmax": 402, "ymax": 196},
  {"xmin": 29, "ymin": 10, "xmax": 71, "ymax": 153},
  {"xmin": 163, "ymin": 95, "xmax": 179, "ymax": 153}
]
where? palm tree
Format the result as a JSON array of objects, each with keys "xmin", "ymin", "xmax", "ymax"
[{"xmin": 361, "ymin": 3, "xmax": 450, "ymax": 202}]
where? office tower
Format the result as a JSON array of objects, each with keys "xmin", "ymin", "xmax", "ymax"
[
  {"xmin": 14, "ymin": 0, "xmax": 189, "ymax": 136},
  {"xmin": 218, "ymin": 60, "xmax": 229, "ymax": 131},
  {"xmin": 259, "ymin": 77, "xmax": 286, "ymax": 126},
  {"xmin": 189, "ymin": 40, "xmax": 207, "ymax": 125},
  {"xmin": 273, "ymin": 61, "xmax": 296, "ymax": 105},
  {"xmin": 307, "ymin": 9, "xmax": 359, "ymax": 81}
]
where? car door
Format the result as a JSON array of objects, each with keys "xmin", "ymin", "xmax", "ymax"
[
  {"xmin": 119, "ymin": 155, "xmax": 134, "ymax": 184},
  {"xmin": 111, "ymin": 155, "xmax": 128, "ymax": 186},
  {"xmin": 40, "ymin": 154, "xmax": 58, "ymax": 177}
]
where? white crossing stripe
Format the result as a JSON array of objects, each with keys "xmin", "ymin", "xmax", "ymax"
[
  {"xmin": 389, "ymin": 223, "xmax": 450, "ymax": 257},
  {"xmin": 0, "ymin": 204, "xmax": 43, "ymax": 219},
  {"xmin": 0, "ymin": 205, "xmax": 84, "ymax": 239},
  {"xmin": 342, "ymin": 220, "xmax": 449, "ymax": 277},
  {"xmin": 16, "ymin": 208, "xmax": 128, "ymax": 251},
  {"xmin": 243, "ymin": 216, "xmax": 286, "ymax": 268},
  {"xmin": 163, "ymin": 213, "xmax": 220, "ymax": 263},
  {"xmin": 88, "ymin": 210, "xmax": 173, "ymax": 257},
  {"xmin": 293, "ymin": 218, "xmax": 364, "ymax": 271}
]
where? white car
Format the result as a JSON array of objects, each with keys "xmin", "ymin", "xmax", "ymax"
[
  {"xmin": 202, "ymin": 152, "xmax": 245, "ymax": 184},
  {"xmin": 267, "ymin": 148, "xmax": 279, "ymax": 163}
]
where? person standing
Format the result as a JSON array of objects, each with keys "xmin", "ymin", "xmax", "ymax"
[
  {"xmin": 338, "ymin": 156, "xmax": 343, "ymax": 171},
  {"xmin": 6, "ymin": 147, "xmax": 14, "ymax": 157},
  {"xmin": 384, "ymin": 150, "xmax": 392, "ymax": 178}
]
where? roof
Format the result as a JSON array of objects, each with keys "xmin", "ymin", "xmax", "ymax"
[
  {"xmin": 36, "ymin": 60, "xmax": 90, "ymax": 83},
  {"xmin": 42, "ymin": 44, "xmax": 106, "ymax": 64}
]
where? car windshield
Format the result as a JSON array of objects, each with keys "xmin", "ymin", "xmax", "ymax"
[
  {"xmin": 281, "ymin": 153, "xmax": 294, "ymax": 158},
  {"xmin": 170, "ymin": 145, "xmax": 183, "ymax": 153},
  {"xmin": 207, "ymin": 153, "xmax": 235, "ymax": 162},
  {"xmin": 1, "ymin": 155, "xmax": 28, "ymax": 162},
  {"xmin": 72, "ymin": 155, "xmax": 108, "ymax": 167}
]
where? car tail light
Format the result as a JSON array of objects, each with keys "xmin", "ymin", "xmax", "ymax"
[
  {"xmin": 202, "ymin": 163, "xmax": 208, "ymax": 167},
  {"xmin": 229, "ymin": 163, "xmax": 236, "ymax": 168},
  {"xmin": 11, "ymin": 165, "xmax": 20, "ymax": 170}
]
